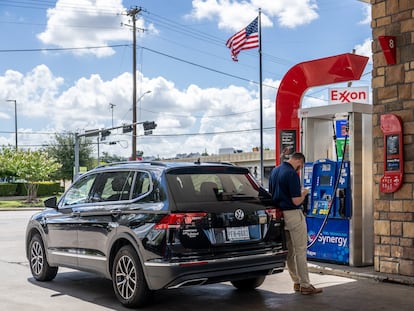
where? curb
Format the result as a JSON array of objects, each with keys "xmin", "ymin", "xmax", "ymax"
[
  {"xmin": 308, "ymin": 263, "xmax": 414, "ymax": 286},
  {"xmin": 0, "ymin": 207, "xmax": 44, "ymax": 211}
]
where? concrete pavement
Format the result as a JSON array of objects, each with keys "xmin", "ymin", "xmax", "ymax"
[
  {"xmin": 1, "ymin": 208, "xmax": 414, "ymax": 311},
  {"xmin": 2, "ymin": 207, "xmax": 414, "ymax": 287}
]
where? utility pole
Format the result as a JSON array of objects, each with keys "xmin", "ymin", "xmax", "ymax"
[{"xmin": 127, "ymin": 7, "xmax": 142, "ymax": 160}]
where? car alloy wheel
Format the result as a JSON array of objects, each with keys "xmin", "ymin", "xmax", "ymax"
[
  {"xmin": 28, "ymin": 234, "xmax": 58, "ymax": 281},
  {"xmin": 112, "ymin": 245, "xmax": 150, "ymax": 308},
  {"xmin": 115, "ymin": 254, "xmax": 137, "ymax": 299},
  {"xmin": 30, "ymin": 239, "xmax": 44, "ymax": 276}
]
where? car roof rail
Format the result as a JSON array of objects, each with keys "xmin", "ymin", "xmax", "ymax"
[
  {"xmin": 94, "ymin": 161, "xmax": 168, "ymax": 169},
  {"xmin": 94, "ymin": 161, "xmax": 130, "ymax": 169}
]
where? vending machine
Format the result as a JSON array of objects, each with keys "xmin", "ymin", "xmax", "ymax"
[{"xmin": 300, "ymin": 103, "xmax": 373, "ymax": 266}]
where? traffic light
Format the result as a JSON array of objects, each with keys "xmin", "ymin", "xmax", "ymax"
[
  {"xmin": 84, "ymin": 129, "xmax": 99, "ymax": 137},
  {"xmin": 143, "ymin": 121, "xmax": 157, "ymax": 131},
  {"xmin": 122, "ymin": 124, "xmax": 133, "ymax": 133},
  {"xmin": 100, "ymin": 129, "xmax": 111, "ymax": 141}
]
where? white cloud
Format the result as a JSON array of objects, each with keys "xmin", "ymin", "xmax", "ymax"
[
  {"xmin": 359, "ymin": 4, "xmax": 371, "ymax": 25},
  {"xmin": 37, "ymin": 0, "xmax": 142, "ymax": 57},
  {"xmin": 0, "ymin": 65, "xmax": 276, "ymax": 158},
  {"xmin": 0, "ymin": 112, "xmax": 9, "ymax": 119},
  {"xmin": 354, "ymin": 38, "xmax": 373, "ymax": 62},
  {"xmin": 0, "ymin": 65, "xmax": 64, "ymax": 118},
  {"xmin": 188, "ymin": 0, "xmax": 319, "ymax": 31}
]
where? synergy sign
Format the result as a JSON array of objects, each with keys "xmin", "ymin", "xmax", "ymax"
[
  {"xmin": 306, "ymin": 218, "xmax": 350, "ymax": 264},
  {"xmin": 329, "ymin": 86, "xmax": 369, "ymax": 104}
]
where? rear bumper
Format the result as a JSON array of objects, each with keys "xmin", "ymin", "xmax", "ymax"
[{"xmin": 143, "ymin": 250, "xmax": 287, "ymax": 290}]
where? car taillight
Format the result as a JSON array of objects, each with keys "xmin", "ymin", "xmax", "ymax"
[
  {"xmin": 266, "ymin": 208, "xmax": 283, "ymax": 220},
  {"xmin": 154, "ymin": 212, "xmax": 207, "ymax": 229}
]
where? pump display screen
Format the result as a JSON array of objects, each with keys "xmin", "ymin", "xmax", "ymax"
[
  {"xmin": 319, "ymin": 175, "xmax": 331, "ymax": 186},
  {"xmin": 321, "ymin": 164, "xmax": 331, "ymax": 171}
]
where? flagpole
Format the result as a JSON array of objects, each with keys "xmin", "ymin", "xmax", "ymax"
[{"xmin": 258, "ymin": 8, "xmax": 264, "ymax": 185}]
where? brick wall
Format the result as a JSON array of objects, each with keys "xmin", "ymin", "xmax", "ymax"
[{"xmin": 371, "ymin": 0, "xmax": 414, "ymax": 276}]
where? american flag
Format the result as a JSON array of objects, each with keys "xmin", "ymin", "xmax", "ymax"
[{"xmin": 226, "ymin": 17, "xmax": 259, "ymax": 62}]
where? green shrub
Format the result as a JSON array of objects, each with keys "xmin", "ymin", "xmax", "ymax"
[
  {"xmin": 0, "ymin": 183, "xmax": 18, "ymax": 196},
  {"xmin": 13, "ymin": 182, "xmax": 62, "ymax": 196}
]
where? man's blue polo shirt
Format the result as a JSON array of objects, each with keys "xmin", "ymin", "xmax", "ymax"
[{"xmin": 268, "ymin": 161, "xmax": 302, "ymax": 210}]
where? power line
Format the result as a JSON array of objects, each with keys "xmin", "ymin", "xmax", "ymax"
[
  {"xmin": 0, "ymin": 44, "xmax": 129, "ymax": 53},
  {"xmin": 140, "ymin": 127, "xmax": 276, "ymax": 138},
  {"xmin": 0, "ymin": 3, "xmax": 296, "ymax": 70},
  {"xmin": 0, "ymin": 43, "xmax": 277, "ymax": 89},
  {"xmin": 138, "ymin": 45, "xmax": 277, "ymax": 89},
  {"xmin": 0, "ymin": 0, "xmax": 123, "ymax": 15}
]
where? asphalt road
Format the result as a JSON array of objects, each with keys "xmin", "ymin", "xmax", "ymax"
[{"xmin": 1, "ymin": 210, "xmax": 413, "ymax": 311}]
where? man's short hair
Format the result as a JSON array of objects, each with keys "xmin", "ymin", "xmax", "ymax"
[{"xmin": 290, "ymin": 152, "xmax": 305, "ymax": 162}]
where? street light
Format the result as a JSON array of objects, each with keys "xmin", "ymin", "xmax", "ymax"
[
  {"xmin": 6, "ymin": 99, "xmax": 17, "ymax": 151},
  {"xmin": 109, "ymin": 103, "xmax": 116, "ymax": 127},
  {"xmin": 132, "ymin": 90, "xmax": 151, "ymax": 160},
  {"xmin": 138, "ymin": 90, "xmax": 151, "ymax": 122}
]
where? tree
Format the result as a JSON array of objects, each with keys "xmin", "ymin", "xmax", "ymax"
[
  {"xmin": 100, "ymin": 151, "xmax": 127, "ymax": 163},
  {"xmin": 1, "ymin": 148, "xmax": 61, "ymax": 202},
  {"xmin": 43, "ymin": 133, "xmax": 94, "ymax": 182},
  {"xmin": 0, "ymin": 147, "xmax": 17, "ymax": 179}
]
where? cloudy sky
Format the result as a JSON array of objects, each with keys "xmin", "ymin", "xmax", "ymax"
[{"xmin": 0, "ymin": 0, "xmax": 372, "ymax": 160}]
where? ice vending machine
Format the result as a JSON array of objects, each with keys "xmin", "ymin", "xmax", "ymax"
[{"xmin": 300, "ymin": 103, "xmax": 373, "ymax": 266}]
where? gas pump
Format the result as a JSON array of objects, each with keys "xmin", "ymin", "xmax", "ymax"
[
  {"xmin": 300, "ymin": 103, "xmax": 373, "ymax": 266},
  {"xmin": 305, "ymin": 158, "xmax": 351, "ymax": 264}
]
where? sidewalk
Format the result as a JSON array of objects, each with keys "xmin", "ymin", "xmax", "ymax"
[{"xmin": 308, "ymin": 261, "xmax": 414, "ymax": 286}]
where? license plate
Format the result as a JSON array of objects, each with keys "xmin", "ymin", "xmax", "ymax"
[{"xmin": 226, "ymin": 226, "xmax": 250, "ymax": 241}]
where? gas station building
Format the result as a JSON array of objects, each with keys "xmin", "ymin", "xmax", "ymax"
[{"xmin": 174, "ymin": 1, "xmax": 414, "ymax": 278}]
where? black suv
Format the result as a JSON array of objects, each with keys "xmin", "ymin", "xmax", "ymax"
[{"xmin": 26, "ymin": 161, "xmax": 287, "ymax": 308}]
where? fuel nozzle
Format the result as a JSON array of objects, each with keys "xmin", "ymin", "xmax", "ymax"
[{"xmin": 337, "ymin": 188, "xmax": 346, "ymax": 218}]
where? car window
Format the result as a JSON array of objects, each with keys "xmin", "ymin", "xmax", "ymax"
[
  {"xmin": 167, "ymin": 172, "xmax": 257, "ymax": 203},
  {"xmin": 60, "ymin": 174, "xmax": 97, "ymax": 206},
  {"xmin": 131, "ymin": 171, "xmax": 152, "ymax": 199},
  {"xmin": 192, "ymin": 174, "xmax": 222, "ymax": 193},
  {"xmin": 94, "ymin": 171, "xmax": 133, "ymax": 202},
  {"xmin": 228, "ymin": 174, "xmax": 258, "ymax": 196}
]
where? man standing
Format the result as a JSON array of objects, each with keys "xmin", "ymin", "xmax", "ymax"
[{"xmin": 268, "ymin": 152, "xmax": 323, "ymax": 295}]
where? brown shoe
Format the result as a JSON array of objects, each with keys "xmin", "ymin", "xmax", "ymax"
[
  {"xmin": 293, "ymin": 283, "xmax": 300, "ymax": 292},
  {"xmin": 300, "ymin": 285, "xmax": 323, "ymax": 295}
]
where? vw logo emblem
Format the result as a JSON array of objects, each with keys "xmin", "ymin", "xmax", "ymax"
[{"xmin": 234, "ymin": 209, "xmax": 245, "ymax": 221}]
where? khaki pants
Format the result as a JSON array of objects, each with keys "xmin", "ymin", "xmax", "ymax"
[{"xmin": 283, "ymin": 209, "xmax": 310, "ymax": 287}]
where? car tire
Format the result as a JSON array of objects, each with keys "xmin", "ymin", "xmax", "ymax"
[
  {"xmin": 231, "ymin": 276, "xmax": 266, "ymax": 290},
  {"xmin": 112, "ymin": 245, "xmax": 151, "ymax": 308},
  {"xmin": 28, "ymin": 233, "xmax": 58, "ymax": 281}
]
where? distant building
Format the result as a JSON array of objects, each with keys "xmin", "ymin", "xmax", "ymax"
[{"xmin": 218, "ymin": 147, "xmax": 242, "ymax": 154}]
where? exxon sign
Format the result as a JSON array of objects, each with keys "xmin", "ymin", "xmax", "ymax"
[{"xmin": 329, "ymin": 86, "xmax": 369, "ymax": 104}]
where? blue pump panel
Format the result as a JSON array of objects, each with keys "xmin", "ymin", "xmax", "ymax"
[
  {"xmin": 305, "ymin": 159, "xmax": 352, "ymax": 264},
  {"xmin": 308, "ymin": 159, "xmax": 351, "ymax": 219},
  {"xmin": 310, "ymin": 159, "xmax": 336, "ymax": 217}
]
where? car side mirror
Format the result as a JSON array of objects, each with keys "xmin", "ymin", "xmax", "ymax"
[{"xmin": 44, "ymin": 196, "xmax": 58, "ymax": 209}]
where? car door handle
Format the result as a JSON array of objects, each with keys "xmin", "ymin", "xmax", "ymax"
[{"xmin": 72, "ymin": 211, "xmax": 81, "ymax": 217}]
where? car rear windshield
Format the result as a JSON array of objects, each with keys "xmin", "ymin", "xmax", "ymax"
[{"xmin": 166, "ymin": 169, "xmax": 259, "ymax": 203}]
